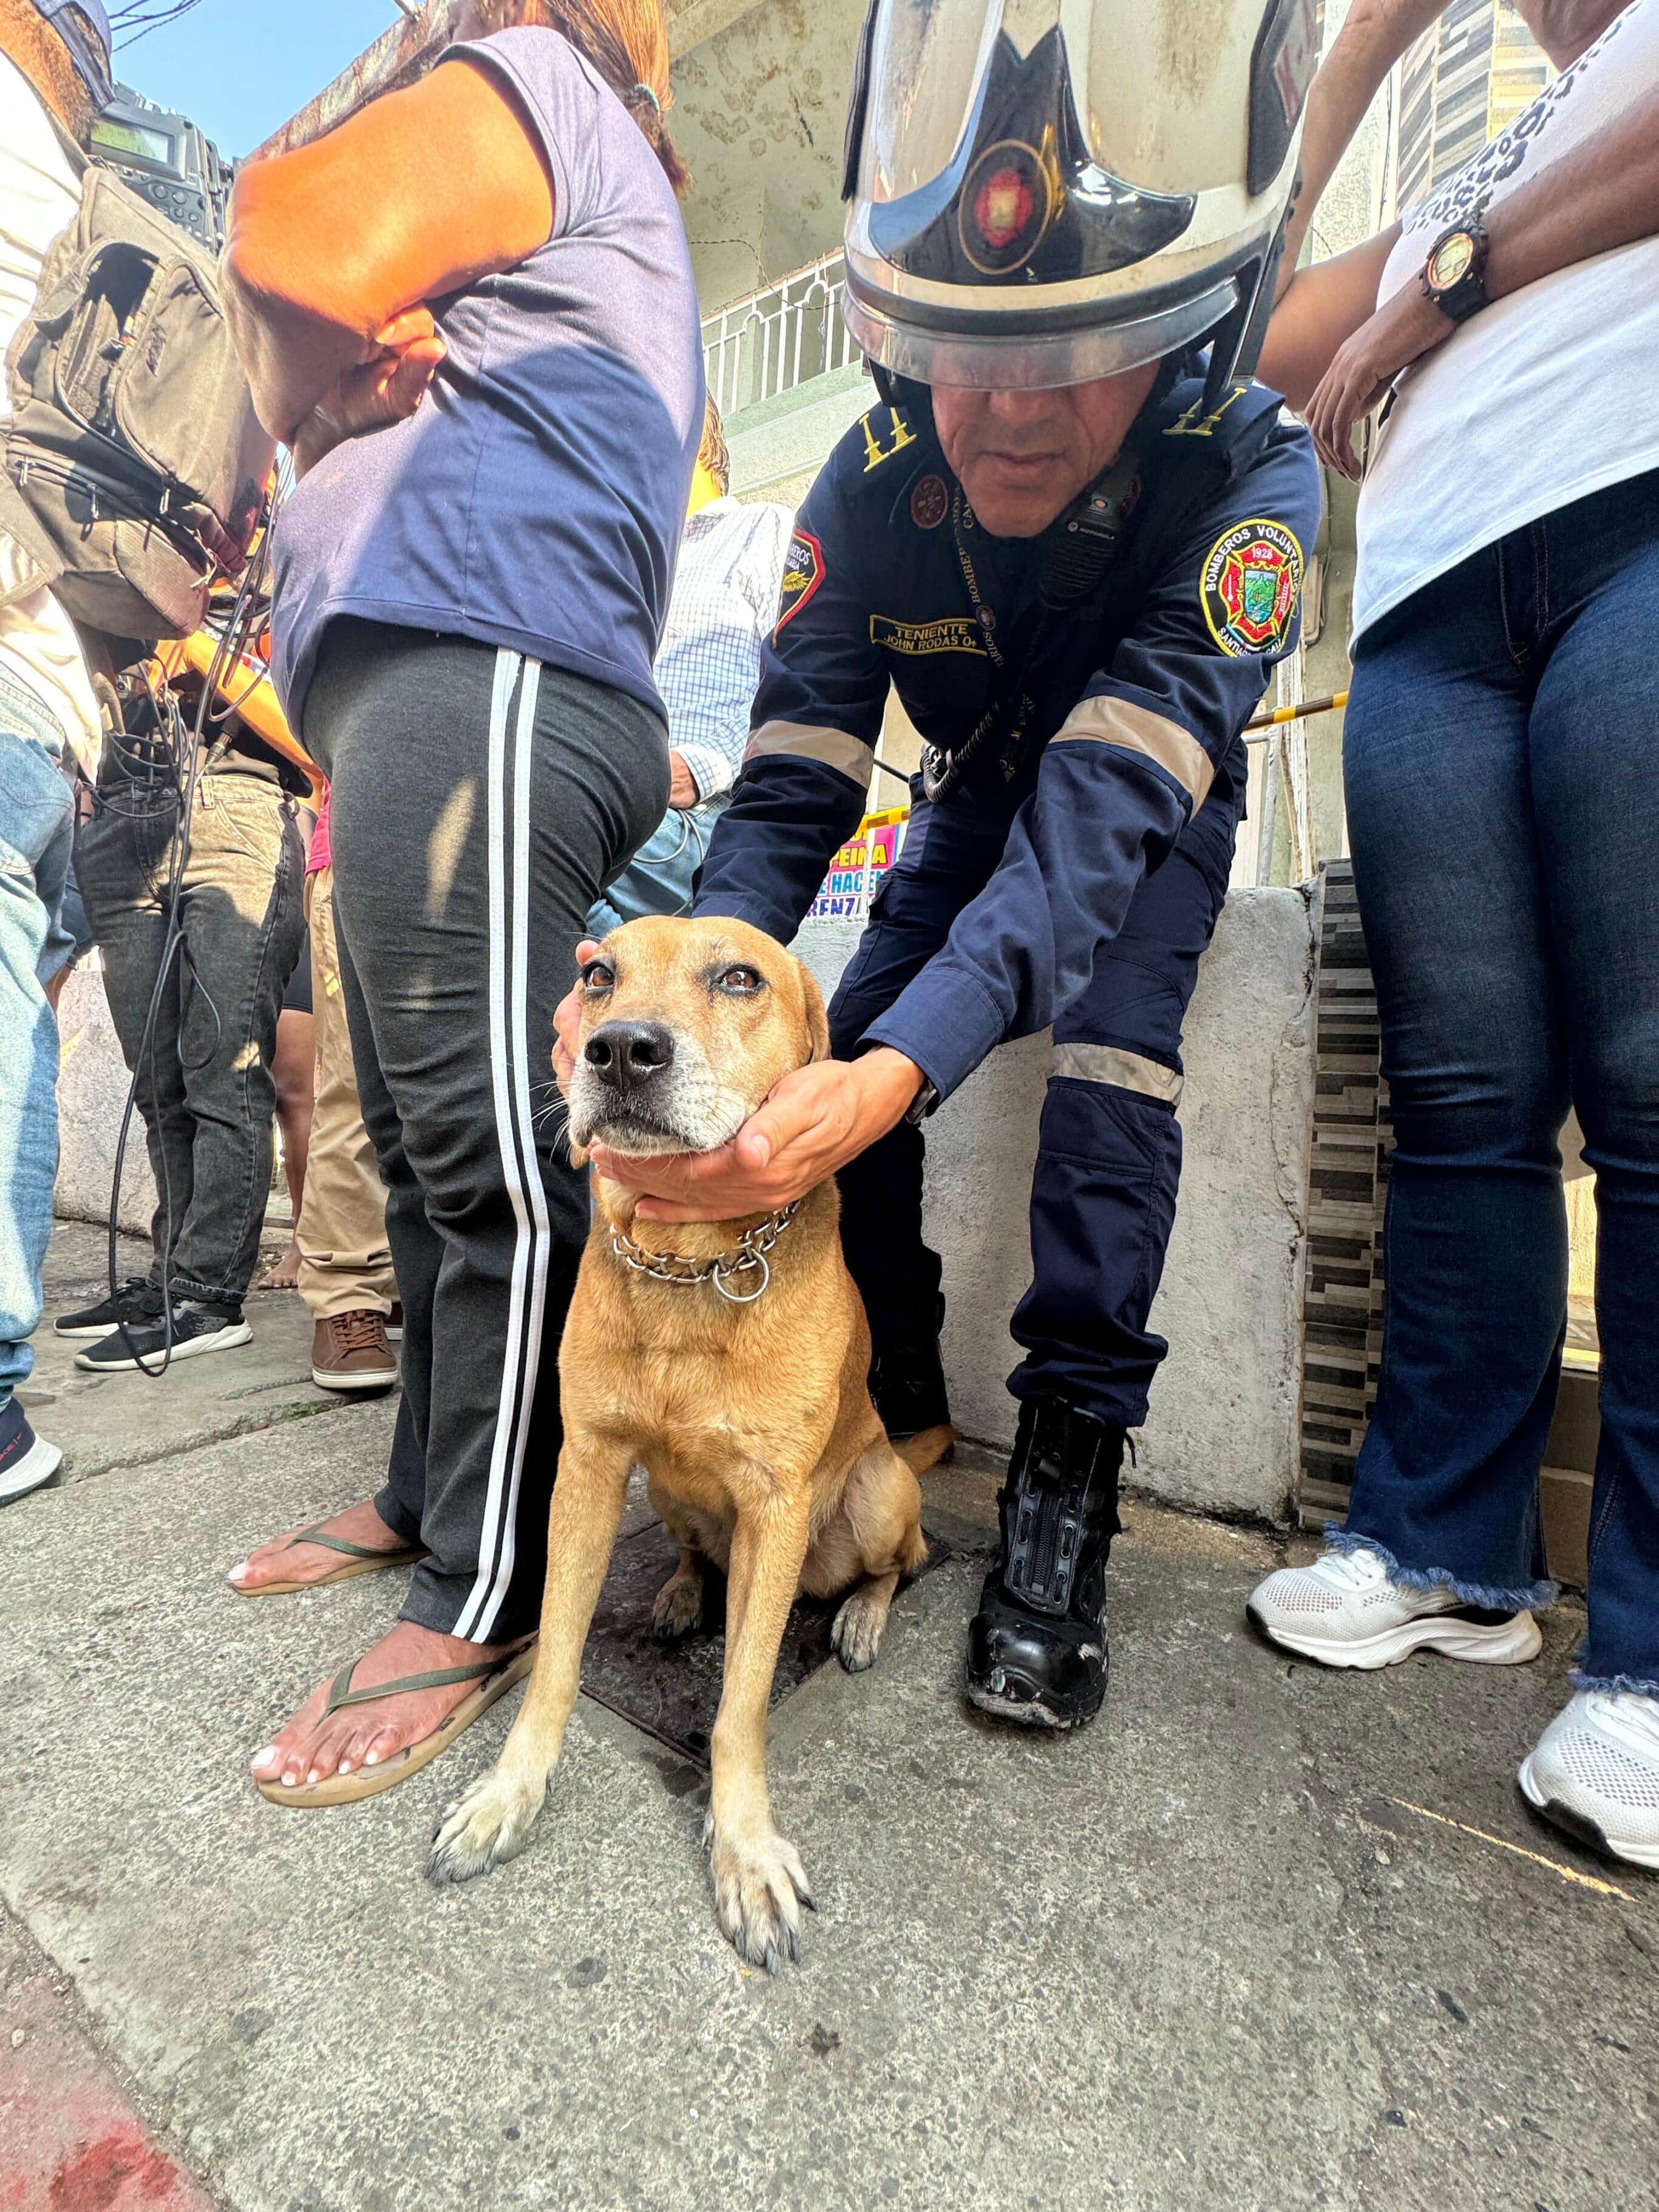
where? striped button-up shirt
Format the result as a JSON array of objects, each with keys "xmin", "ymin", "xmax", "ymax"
[{"xmin": 657, "ymin": 496, "xmax": 795, "ymax": 809}]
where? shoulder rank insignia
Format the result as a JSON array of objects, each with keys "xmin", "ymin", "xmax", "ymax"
[
  {"xmin": 775, "ymin": 527, "xmax": 825, "ymax": 634},
  {"xmin": 1165, "ymin": 385, "xmax": 1248, "ymax": 439},
  {"xmin": 1200, "ymin": 519, "xmax": 1303, "ymax": 657},
  {"xmin": 861, "ymin": 405, "xmax": 918, "ymax": 473}
]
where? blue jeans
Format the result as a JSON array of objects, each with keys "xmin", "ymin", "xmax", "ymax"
[
  {"xmin": 1342, "ymin": 467, "xmax": 1659, "ymax": 1694},
  {"xmin": 0, "ymin": 672, "xmax": 74, "ymax": 1413},
  {"xmin": 586, "ymin": 801, "xmax": 719, "ymax": 935}
]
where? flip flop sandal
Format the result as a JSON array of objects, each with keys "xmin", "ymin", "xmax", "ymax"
[
  {"xmin": 234, "ymin": 1523, "xmax": 429, "ymax": 1596},
  {"xmin": 255, "ymin": 1641, "xmax": 537, "ymax": 1808}
]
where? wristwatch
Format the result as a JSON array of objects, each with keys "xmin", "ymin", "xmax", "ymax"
[
  {"xmin": 1419, "ymin": 217, "xmax": 1491, "ymax": 324},
  {"xmin": 904, "ymin": 1077, "xmax": 939, "ymax": 1125}
]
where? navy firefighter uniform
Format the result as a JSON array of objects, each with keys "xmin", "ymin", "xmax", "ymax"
[{"xmin": 693, "ymin": 373, "xmax": 1321, "ymax": 1435}]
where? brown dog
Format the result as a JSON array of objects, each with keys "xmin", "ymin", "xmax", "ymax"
[{"xmin": 428, "ymin": 915, "xmax": 945, "ymax": 1969}]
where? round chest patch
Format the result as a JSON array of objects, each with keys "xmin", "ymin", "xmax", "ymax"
[
  {"xmin": 958, "ymin": 140, "xmax": 1051, "ymax": 275},
  {"xmin": 910, "ymin": 473, "xmax": 949, "ymax": 530},
  {"xmin": 1200, "ymin": 519, "xmax": 1304, "ymax": 658}
]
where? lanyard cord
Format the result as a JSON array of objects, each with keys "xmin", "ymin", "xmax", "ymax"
[{"xmin": 922, "ymin": 461, "xmax": 1141, "ymax": 804}]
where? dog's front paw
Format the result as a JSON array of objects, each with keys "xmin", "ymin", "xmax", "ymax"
[
  {"xmin": 831, "ymin": 1587, "xmax": 889, "ymax": 1672},
  {"xmin": 652, "ymin": 1568, "xmax": 704, "ymax": 1641},
  {"xmin": 427, "ymin": 1762, "xmax": 547, "ymax": 1885},
  {"xmin": 709, "ymin": 1823, "xmax": 815, "ymax": 1973}
]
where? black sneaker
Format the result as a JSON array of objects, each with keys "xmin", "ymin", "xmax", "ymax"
[
  {"xmin": 965, "ymin": 1396, "xmax": 1124, "ymax": 1731},
  {"xmin": 0, "ymin": 1398, "xmax": 62, "ymax": 1502},
  {"xmin": 55, "ymin": 1278, "xmax": 163, "ymax": 1339},
  {"xmin": 75, "ymin": 1300, "xmax": 253, "ymax": 1374},
  {"xmin": 870, "ymin": 1331, "xmax": 952, "ymax": 1441}
]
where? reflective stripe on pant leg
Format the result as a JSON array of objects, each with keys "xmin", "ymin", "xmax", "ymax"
[
  {"xmin": 1050, "ymin": 1042, "xmax": 1184, "ymax": 1105},
  {"xmin": 455, "ymin": 652, "xmax": 552, "ymax": 1643},
  {"xmin": 1009, "ymin": 836, "xmax": 1224, "ymax": 1426},
  {"xmin": 1009, "ymin": 1066, "xmax": 1182, "ymax": 1427}
]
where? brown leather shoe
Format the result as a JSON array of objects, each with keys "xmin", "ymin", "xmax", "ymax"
[{"xmin": 311, "ymin": 1311, "xmax": 398, "ymax": 1394}]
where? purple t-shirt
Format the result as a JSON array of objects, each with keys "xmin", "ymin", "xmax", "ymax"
[{"xmin": 269, "ymin": 28, "xmax": 704, "ymax": 736}]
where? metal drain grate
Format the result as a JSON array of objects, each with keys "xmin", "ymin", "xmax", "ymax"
[{"xmin": 578, "ymin": 1507, "xmax": 948, "ymax": 1769}]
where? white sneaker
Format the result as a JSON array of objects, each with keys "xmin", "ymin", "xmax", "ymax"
[
  {"xmin": 0, "ymin": 1399, "xmax": 63, "ymax": 1502},
  {"xmin": 1246, "ymin": 1544, "xmax": 1543, "ymax": 1670},
  {"xmin": 1519, "ymin": 1691, "xmax": 1659, "ymax": 1871}
]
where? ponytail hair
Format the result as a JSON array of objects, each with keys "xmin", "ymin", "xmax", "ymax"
[{"xmin": 467, "ymin": 0, "xmax": 690, "ymax": 197}]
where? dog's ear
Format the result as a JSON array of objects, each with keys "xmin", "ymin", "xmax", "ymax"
[{"xmin": 799, "ymin": 963, "xmax": 832, "ymax": 1064}]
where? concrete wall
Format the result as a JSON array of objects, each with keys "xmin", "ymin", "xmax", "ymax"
[
  {"xmin": 794, "ymin": 886, "xmax": 1317, "ymax": 1525},
  {"xmin": 54, "ymin": 960, "xmax": 156, "ymax": 1238},
  {"xmin": 726, "ymin": 361, "xmax": 872, "ymax": 509},
  {"xmin": 670, "ymin": 0, "xmax": 859, "ymax": 315}
]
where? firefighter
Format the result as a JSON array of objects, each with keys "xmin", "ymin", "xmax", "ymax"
[{"xmin": 572, "ymin": 0, "xmax": 1325, "ymax": 1731}]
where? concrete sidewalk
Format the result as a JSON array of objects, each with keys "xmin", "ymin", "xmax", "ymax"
[
  {"xmin": 2, "ymin": 1227, "xmax": 1656, "ymax": 2211},
  {"xmin": 20, "ymin": 1222, "xmax": 336, "ymax": 1488}
]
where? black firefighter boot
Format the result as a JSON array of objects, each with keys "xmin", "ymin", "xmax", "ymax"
[{"xmin": 965, "ymin": 1396, "xmax": 1124, "ymax": 1729}]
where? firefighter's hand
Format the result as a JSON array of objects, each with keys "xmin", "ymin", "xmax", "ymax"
[
  {"xmin": 289, "ymin": 310, "xmax": 446, "ymax": 477},
  {"xmin": 588, "ymin": 1050, "xmax": 926, "ymax": 1223}
]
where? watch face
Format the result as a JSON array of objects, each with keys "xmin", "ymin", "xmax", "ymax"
[{"xmin": 1428, "ymin": 231, "xmax": 1476, "ymax": 290}]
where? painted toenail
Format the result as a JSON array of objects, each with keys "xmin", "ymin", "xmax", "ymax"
[
  {"xmin": 364, "ymin": 1751, "xmax": 380, "ymax": 1765},
  {"xmin": 306, "ymin": 1769, "xmax": 322, "ymax": 1785},
  {"xmin": 280, "ymin": 1774, "xmax": 297, "ymax": 1786},
  {"xmin": 251, "ymin": 1745, "xmax": 277, "ymax": 1765},
  {"xmin": 338, "ymin": 1760, "xmax": 354, "ymax": 1774}
]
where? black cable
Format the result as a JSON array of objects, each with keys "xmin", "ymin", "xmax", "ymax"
[
  {"xmin": 110, "ymin": 0, "xmax": 209, "ymax": 49},
  {"xmin": 869, "ymin": 754, "xmax": 915, "ymax": 793},
  {"xmin": 103, "ymin": 500, "xmax": 280, "ymax": 1374}
]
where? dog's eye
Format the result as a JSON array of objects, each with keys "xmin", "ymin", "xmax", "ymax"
[
  {"xmin": 716, "ymin": 965, "xmax": 763, "ymax": 996},
  {"xmin": 582, "ymin": 960, "xmax": 616, "ymax": 994}
]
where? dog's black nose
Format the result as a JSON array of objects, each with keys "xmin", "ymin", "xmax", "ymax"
[{"xmin": 585, "ymin": 1020, "xmax": 674, "ymax": 1092}]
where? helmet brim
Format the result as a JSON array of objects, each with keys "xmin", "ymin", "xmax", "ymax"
[{"xmin": 843, "ymin": 268, "xmax": 1237, "ymax": 393}]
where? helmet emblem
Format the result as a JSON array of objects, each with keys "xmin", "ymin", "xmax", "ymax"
[
  {"xmin": 978, "ymin": 168, "xmax": 1033, "ymax": 250},
  {"xmin": 959, "ymin": 140, "xmax": 1052, "ymax": 276},
  {"xmin": 1200, "ymin": 520, "xmax": 1304, "ymax": 657}
]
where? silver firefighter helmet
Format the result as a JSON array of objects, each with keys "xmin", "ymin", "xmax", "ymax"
[{"xmin": 841, "ymin": 0, "xmax": 1318, "ymax": 399}]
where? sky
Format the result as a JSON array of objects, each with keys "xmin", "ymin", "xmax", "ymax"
[{"xmin": 112, "ymin": 0, "xmax": 413, "ymax": 158}]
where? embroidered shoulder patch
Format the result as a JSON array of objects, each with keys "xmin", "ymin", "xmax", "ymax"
[
  {"xmin": 870, "ymin": 614, "xmax": 986, "ymax": 657},
  {"xmin": 1200, "ymin": 518, "xmax": 1303, "ymax": 657},
  {"xmin": 775, "ymin": 528, "xmax": 825, "ymax": 634}
]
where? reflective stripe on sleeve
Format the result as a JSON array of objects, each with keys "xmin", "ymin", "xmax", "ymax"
[
  {"xmin": 1051, "ymin": 1041, "xmax": 1184, "ymax": 1105},
  {"xmin": 744, "ymin": 720, "xmax": 874, "ymax": 792},
  {"xmin": 1051, "ymin": 696, "xmax": 1215, "ymax": 809}
]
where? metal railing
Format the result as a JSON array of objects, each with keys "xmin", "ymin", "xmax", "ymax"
[{"xmin": 701, "ymin": 251, "xmax": 858, "ymax": 419}]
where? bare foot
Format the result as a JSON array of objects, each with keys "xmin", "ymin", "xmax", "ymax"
[
  {"xmin": 255, "ymin": 1237, "xmax": 302, "ymax": 1292},
  {"xmin": 228, "ymin": 1498, "xmax": 411, "ymax": 1592},
  {"xmin": 249, "ymin": 1620, "xmax": 531, "ymax": 1790}
]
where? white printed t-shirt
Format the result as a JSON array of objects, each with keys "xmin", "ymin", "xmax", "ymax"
[
  {"xmin": 1352, "ymin": 0, "xmax": 1659, "ymax": 641},
  {"xmin": 0, "ymin": 51, "xmax": 100, "ymax": 773}
]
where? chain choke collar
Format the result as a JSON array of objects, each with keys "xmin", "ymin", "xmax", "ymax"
[{"xmin": 608, "ymin": 1200, "xmax": 802, "ymax": 1306}]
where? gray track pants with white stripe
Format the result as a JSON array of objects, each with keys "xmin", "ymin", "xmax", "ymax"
[{"xmin": 305, "ymin": 620, "xmax": 669, "ymax": 1643}]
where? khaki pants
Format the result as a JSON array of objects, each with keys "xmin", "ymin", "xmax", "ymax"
[{"xmin": 295, "ymin": 865, "xmax": 395, "ymax": 1321}]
